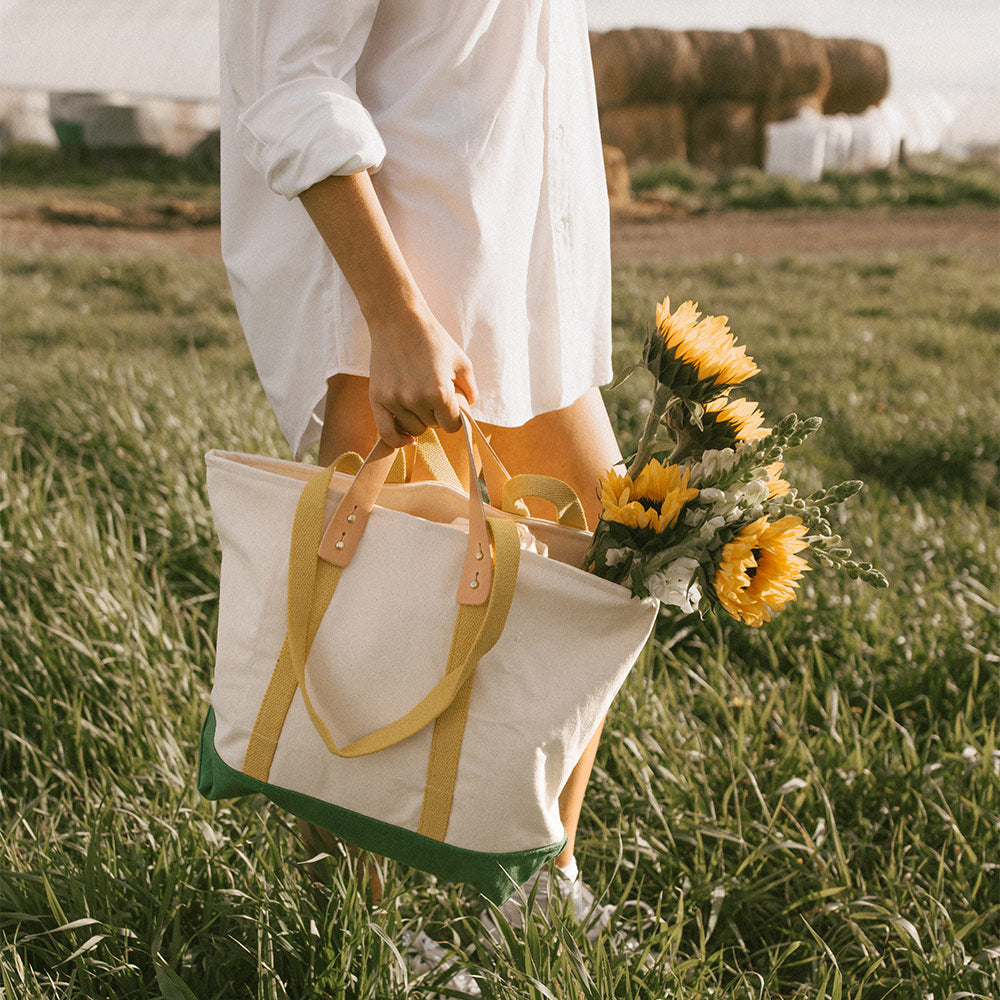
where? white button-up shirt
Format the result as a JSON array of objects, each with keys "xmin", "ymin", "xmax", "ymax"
[{"xmin": 221, "ymin": 0, "xmax": 611, "ymax": 456}]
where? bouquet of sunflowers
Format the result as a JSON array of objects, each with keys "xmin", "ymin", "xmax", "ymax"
[{"xmin": 584, "ymin": 298, "xmax": 887, "ymax": 625}]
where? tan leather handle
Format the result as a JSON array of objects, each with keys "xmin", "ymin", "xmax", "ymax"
[
  {"xmin": 317, "ymin": 439, "xmax": 396, "ymax": 567},
  {"xmin": 317, "ymin": 411, "xmax": 493, "ymax": 606}
]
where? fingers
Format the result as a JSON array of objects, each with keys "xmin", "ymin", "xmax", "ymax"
[
  {"xmin": 431, "ymin": 383, "xmax": 464, "ymax": 435},
  {"xmin": 368, "ymin": 341, "xmax": 478, "ymax": 445},
  {"xmin": 372, "ymin": 378, "xmax": 469, "ymax": 442},
  {"xmin": 372, "ymin": 402, "xmax": 415, "ymax": 449}
]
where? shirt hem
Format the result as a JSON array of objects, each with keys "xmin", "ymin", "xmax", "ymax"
[{"xmin": 290, "ymin": 363, "xmax": 614, "ymax": 461}]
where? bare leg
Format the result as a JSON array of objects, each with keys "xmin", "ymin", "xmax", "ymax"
[
  {"xmin": 319, "ymin": 378, "xmax": 621, "ymax": 870},
  {"xmin": 297, "ymin": 818, "xmax": 384, "ymax": 903},
  {"xmin": 318, "ymin": 374, "xmax": 381, "ymax": 465}
]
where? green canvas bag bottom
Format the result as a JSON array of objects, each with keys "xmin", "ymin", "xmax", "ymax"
[{"xmin": 197, "ymin": 708, "xmax": 566, "ymax": 905}]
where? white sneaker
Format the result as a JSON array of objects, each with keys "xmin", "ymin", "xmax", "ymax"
[
  {"xmin": 482, "ymin": 864, "xmax": 616, "ymax": 944},
  {"xmin": 402, "ymin": 930, "xmax": 482, "ymax": 997}
]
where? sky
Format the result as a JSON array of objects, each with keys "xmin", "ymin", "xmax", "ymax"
[{"xmin": 585, "ymin": 0, "xmax": 1000, "ymax": 96}]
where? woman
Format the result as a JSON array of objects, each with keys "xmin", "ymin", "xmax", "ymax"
[{"xmin": 219, "ymin": 0, "xmax": 621, "ymax": 926}]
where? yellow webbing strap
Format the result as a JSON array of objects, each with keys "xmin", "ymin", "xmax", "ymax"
[
  {"xmin": 243, "ymin": 460, "xmax": 340, "ymax": 780},
  {"xmin": 415, "ymin": 517, "xmax": 522, "ymax": 839},
  {"xmin": 241, "ymin": 558, "xmax": 341, "ymax": 781},
  {"xmin": 331, "ymin": 452, "xmax": 364, "ymax": 476},
  {"xmin": 417, "ymin": 668, "xmax": 477, "ymax": 840},
  {"xmin": 387, "ymin": 448, "xmax": 407, "ymax": 483},
  {"xmin": 501, "ymin": 473, "xmax": 589, "ymax": 531},
  {"xmin": 414, "ymin": 428, "xmax": 464, "ymax": 491},
  {"xmin": 242, "ymin": 462, "xmax": 520, "ymax": 780}
]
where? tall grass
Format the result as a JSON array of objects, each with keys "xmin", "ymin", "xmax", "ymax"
[{"xmin": 2, "ymin": 245, "xmax": 997, "ymax": 998}]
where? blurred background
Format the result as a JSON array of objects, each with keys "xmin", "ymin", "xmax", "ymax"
[{"xmin": 1, "ymin": 0, "xmax": 998, "ymax": 179}]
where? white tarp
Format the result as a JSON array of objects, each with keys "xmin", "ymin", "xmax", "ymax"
[
  {"xmin": 841, "ymin": 106, "xmax": 900, "ymax": 172},
  {"xmin": 0, "ymin": 0, "xmax": 219, "ymax": 101},
  {"xmin": 764, "ymin": 110, "xmax": 827, "ymax": 182},
  {"xmin": 765, "ymin": 91, "xmax": 970, "ymax": 180},
  {"xmin": 882, "ymin": 91, "xmax": 957, "ymax": 156}
]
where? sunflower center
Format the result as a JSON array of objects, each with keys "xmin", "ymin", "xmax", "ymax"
[{"xmin": 634, "ymin": 495, "xmax": 663, "ymax": 510}]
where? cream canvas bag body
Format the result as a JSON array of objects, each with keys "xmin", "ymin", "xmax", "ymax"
[{"xmin": 198, "ymin": 414, "xmax": 658, "ymax": 903}]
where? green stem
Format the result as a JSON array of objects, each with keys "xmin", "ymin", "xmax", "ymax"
[
  {"xmin": 627, "ymin": 383, "xmax": 675, "ymax": 479},
  {"xmin": 666, "ymin": 433, "xmax": 696, "ymax": 465}
]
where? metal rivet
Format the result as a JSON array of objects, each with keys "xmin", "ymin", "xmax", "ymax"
[
  {"xmin": 335, "ymin": 540, "xmax": 345, "ymax": 550},
  {"xmin": 346, "ymin": 513, "xmax": 356, "ymax": 523},
  {"xmin": 469, "ymin": 579, "xmax": 479, "ymax": 589},
  {"xmin": 475, "ymin": 551, "xmax": 484, "ymax": 560}
]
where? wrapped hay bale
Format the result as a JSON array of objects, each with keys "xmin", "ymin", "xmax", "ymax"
[
  {"xmin": 688, "ymin": 101, "xmax": 759, "ymax": 171},
  {"xmin": 760, "ymin": 90, "xmax": 828, "ymax": 125},
  {"xmin": 602, "ymin": 144, "xmax": 631, "ymax": 205},
  {"xmin": 599, "ymin": 103, "xmax": 687, "ymax": 164},
  {"xmin": 765, "ymin": 109, "xmax": 826, "ymax": 181},
  {"xmin": 686, "ymin": 30, "xmax": 762, "ymax": 101},
  {"xmin": 822, "ymin": 38, "xmax": 891, "ymax": 114},
  {"xmin": 749, "ymin": 27, "xmax": 832, "ymax": 104},
  {"xmin": 590, "ymin": 28, "xmax": 702, "ymax": 109}
]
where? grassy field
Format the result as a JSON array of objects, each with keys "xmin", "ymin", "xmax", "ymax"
[{"xmin": 1, "ymin": 237, "xmax": 998, "ymax": 999}]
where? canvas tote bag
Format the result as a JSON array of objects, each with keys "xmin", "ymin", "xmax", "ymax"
[{"xmin": 198, "ymin": 412, "xmax": 658, "ymax": 903}]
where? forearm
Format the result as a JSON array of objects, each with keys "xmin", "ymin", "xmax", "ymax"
[
  {"xmin": 299, "ymin": 170, "xmax": 423, "ymax": 331},
  {"xmin": 297, "ymin": 169, "xmax": 476, "ymax": 445}
]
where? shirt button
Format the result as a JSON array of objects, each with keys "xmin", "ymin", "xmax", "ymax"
[
  {"xmin": 556, "ymin": 124, "xmax": 566, "ymax": 139},
  {"xmin": 558, "ymin": 217, "xmax": 568, "ymax": 232}
]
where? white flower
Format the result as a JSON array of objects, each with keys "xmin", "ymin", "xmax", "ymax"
[
  {"xmin": 691, "ymin": 447, "xmax": 738, "ymax": 483},
  {"xmin": 604, "ymin": 547, "xmax": 631, "ymax": 567},
  {"xmin": 699, "ymin": 487, "xmax": 726, "ymax": 503},
  {"xmin": 741, "ymin": 478, "xmax": 768, "ymax": 506},
  {"xmin": 647, "ymin": 556, "xmax": 702, "ymax": 614},
  {"xmin": 699, "ymin": 515, "xmax": 727, "ymax": 541},
  {"xmin": 682, "ymin": 506, "xmax": 706, "ymax": 527}
]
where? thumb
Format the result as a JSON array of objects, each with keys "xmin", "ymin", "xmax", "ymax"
[{"xmin": 453, "ymin": 357, "xmax": 478, "ymax": 408}]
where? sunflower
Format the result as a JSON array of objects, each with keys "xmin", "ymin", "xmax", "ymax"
[
  {"xmin": 600, "ymin": 459, "xmax": 699, "ymax": 535},
  {"xmin": 714, "ymin": 515, "xmax": 809, "ymax": 627},
  {"xmin": 764, "ymin": 461, "xmax": 791, "ymax": 498},
  {"xmin": 644, "ymin": 298, "xmax": 759, "ymax": 400},
  {"xmin": 702, "ymin": 395, "xmax": 771, "ymax": 444}
]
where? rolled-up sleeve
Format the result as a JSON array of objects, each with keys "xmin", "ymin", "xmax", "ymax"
[{"xmin": 221, "ymin": 0, "xmax": 386, "ymax": 199}]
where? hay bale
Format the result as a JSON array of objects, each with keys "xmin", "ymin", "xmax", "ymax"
[
  {"xmin": 602, "ymin": 144, "xmax": 631, "ymax": 205},
  {"xmin": 822, "ymin": 38, "xmax": 890, "ymax": 114},
  {"xmin": 688, "ymin": 101, "xmax": 760, "ymax": 171},
  {"xmin": 599, "ymin": 103, "xmax": 687, "ymax": 164},
  {"xmin": 749, "ymin": 27, "xmax": 832, "ymax": 103},
  {"xmin": 590, "ymin": 29, "xmax": 702, "ymax": 109},
  {"xmin": 686, "ymin": 31, "xmax": 762, "ymax": 101},
  {"xmin": 590, "ymin": 31, "xmax": 631, "ymax": 109}
]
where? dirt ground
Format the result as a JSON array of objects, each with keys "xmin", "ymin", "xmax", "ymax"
[
  {"xmin": 610, "ymin": 204, "xmax": 999, "ymax": 262},
  {"xmin": 2, "ymin": 203, "xmax": 997, "ymax": 263}
]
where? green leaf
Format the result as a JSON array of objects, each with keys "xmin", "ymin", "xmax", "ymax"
[
  {"xmin": 604, "ymin": 363, "xmax": 646, "ymax": 392},
  {"xmin": 154, "ymin": 961, "xmax": 200, "ymax": 1000},
  {"xmin": 56, "ymin": 934, "xmax": 108, "ymax": 966}
]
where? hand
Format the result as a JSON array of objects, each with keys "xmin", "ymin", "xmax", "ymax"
[{"xmin": 367, "ymin": 302, "xmax": 478, "ymax": 449}]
